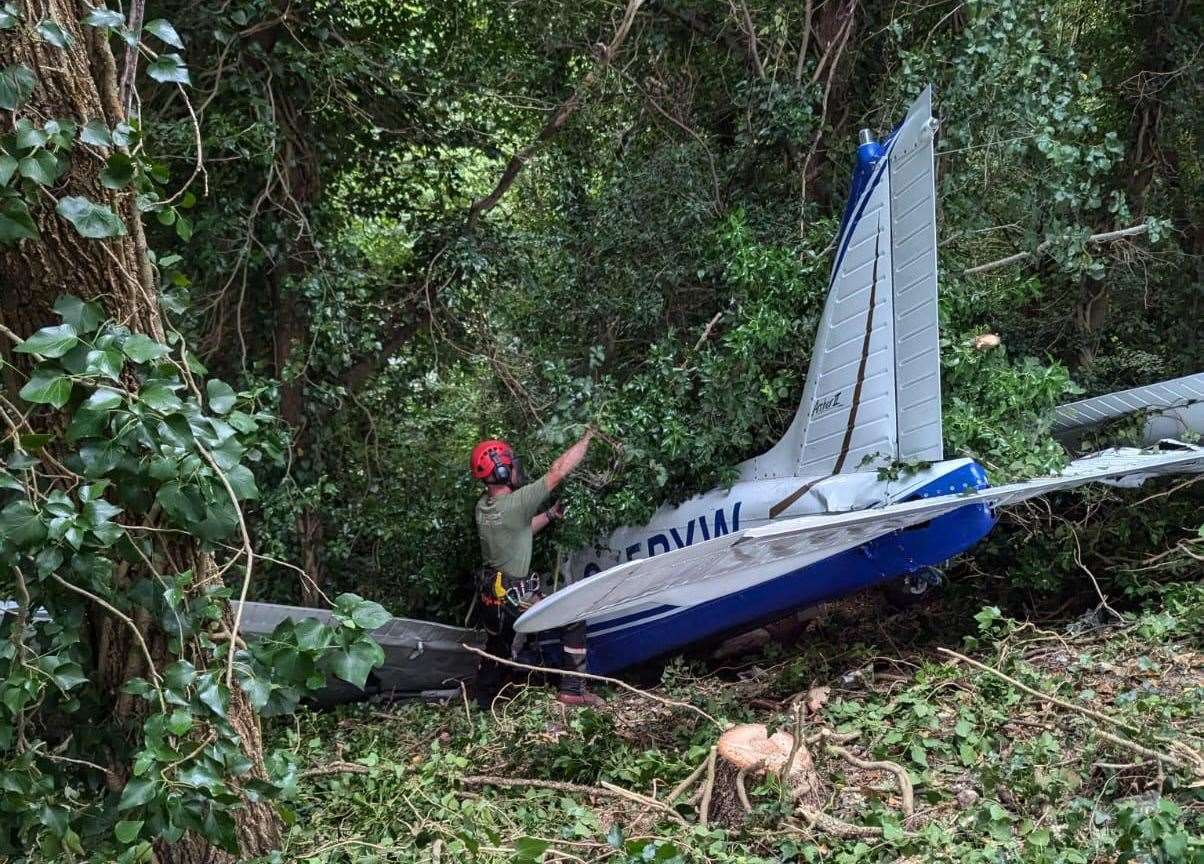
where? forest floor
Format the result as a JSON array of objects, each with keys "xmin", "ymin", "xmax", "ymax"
[{"xmin": 267, "ymin": 577, "xmax": 1204, "ymax": 864}]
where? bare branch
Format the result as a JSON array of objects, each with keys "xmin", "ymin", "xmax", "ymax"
[
  {"xmin": 466, "ymin": 0, "xmax": 646, "ymax": 227},
  {"xmin": 963, "ymin": 224, "xmax": 1150, "ymax": 276}
]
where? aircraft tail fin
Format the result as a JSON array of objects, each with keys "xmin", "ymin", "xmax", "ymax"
[
  {"xmin": 1053, "ymin": 372, "xmax": 1204, "ymax": 446},
  {"xmin": 741, "ymin": 87, "xmax": 943, "ymax": 481}
]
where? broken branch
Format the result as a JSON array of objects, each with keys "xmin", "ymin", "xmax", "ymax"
[{"xmin": 963, "ymin": 224, "xmax": 1150, "ymax": 276}]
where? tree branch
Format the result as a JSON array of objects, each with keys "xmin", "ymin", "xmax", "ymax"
[
  {"xmin": 466, "ymin": 0, "xmax": 646, "ymax": 227},
  {"xmin": 963, "ymin": 224, "xmax": 1150, "ymax": 276}
]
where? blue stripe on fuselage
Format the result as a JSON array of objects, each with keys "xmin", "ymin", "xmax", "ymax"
[{"xmin": 580, "ymin": 462, "xmax": 995, "ymax": 673}]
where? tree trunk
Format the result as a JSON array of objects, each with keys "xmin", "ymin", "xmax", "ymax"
[
  {"xmin": 0, "ymin": 5, "xmax": 281, "ymax": 860},
  {"xmin": 267, "ymin": 74, "xmax": 326, "ymax": 606}
]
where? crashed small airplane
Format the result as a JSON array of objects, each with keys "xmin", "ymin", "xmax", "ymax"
[
  {"xmin": 514, "ymin": 87, "xmax": 1204, "ymax": 674},
  {"xmin": 13, "ymin": 88, "xmax": 1193, "ymax": 704}
]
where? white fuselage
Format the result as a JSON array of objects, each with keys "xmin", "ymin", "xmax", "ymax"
[{"xmin": 567, "ymin": 458, "xmax": 975, "ymax": 583}]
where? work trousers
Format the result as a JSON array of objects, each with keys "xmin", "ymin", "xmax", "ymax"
[{"xmin": 475, "ymin": 594, "xmax": 587, "ymax": 708}]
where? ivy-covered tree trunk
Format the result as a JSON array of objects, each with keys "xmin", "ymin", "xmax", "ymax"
[{"xmin": 0, "ymin": 5, "xmax": 280, "ymax": 861}]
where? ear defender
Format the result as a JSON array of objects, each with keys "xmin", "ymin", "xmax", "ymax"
[{"xmin": 489, "ymin": 450, "xmax": 511, "ymax": 484}]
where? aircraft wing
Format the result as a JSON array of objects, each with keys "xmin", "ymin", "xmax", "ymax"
[
  {"xmin": 515, "ymin": 443, "xmax": 1204, "ymax": 633},
  {"xmin": 1053, "ymin": 372, "xmax": 1204, "ymax": 445}
]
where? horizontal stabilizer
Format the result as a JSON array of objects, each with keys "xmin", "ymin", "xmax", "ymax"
[
  {"xmin": 517, "ymin": 443, "xmax": 1204, "ymax": 632},
  {"xmin": 236, "ymin": 601, "xmax": 480, "ymax": 703}
]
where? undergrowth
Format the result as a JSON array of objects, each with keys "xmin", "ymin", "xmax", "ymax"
[{"xmin": 258, "ymin": 577, "xmax": 1204, "ymax": 863}]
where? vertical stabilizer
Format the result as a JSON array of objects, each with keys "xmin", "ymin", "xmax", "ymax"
[{"xmin": 740, "ymin": 87, "xmax": 942, "ymax": 482}]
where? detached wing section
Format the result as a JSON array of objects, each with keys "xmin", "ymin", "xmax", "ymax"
[
  {"xmin": 517, "ymin": 444, "xmax": 1204, "ymax": 633},
  {"xmin": 1053, "ymin": 373, "xmax": 1204, "ymax": 445}
]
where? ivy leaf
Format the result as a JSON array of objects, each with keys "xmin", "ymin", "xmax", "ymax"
[
  {"xmin": 121, "ymin": 333, "xmax": 169, "ymax": 363},
  {"xmin": 100, "ymin": 152, "xmax": 135, "ymax": 189},
  {"xmin": 0, "ymin": 468, "xmax": 24, "ymax": 491},
  {"xmin": 19, "ymin": 368, "xmax": 72, "ymax": 407},
  {"xmin": 16, "ymin": 323, "xmax": 78, "ymax": 357},
  {"xmin": 146, "ymin": 54, "xmax": 190, "ymax": 86},
  {"xmin": 239, "ymin": 672, "xmax": 272, "ymax": 710},
  {"xmin": 0, "ymin": 197, "xmax": 37, "ymax": 242},
  {"xmin": 80, "ymin": 119, "xmax": 112, "ymax": 147},
  {"xmin": 0, "ymin": 498, "xmax": 46, "ymax": 543},
  {"xmin": 208, "ymin": 435, "xmax": 243, "ymax": 470},
  {"xmin": 56, "ymin": 196, "xmax": 126, "ymax": 239},
  {"xmin": 351, "ymin": 599, "xmax": 390, "ymax": 631},
  {"xmin": 78, "ymin": 439, "xmax": 122, "ymax": 476},
  {"xmin": 327, "ymin": 636, "xmax": 384, "ymax": 689},
  {"xmin": 165, "ymin": 709, "xmax": 192, "ymax": 736},
  {"xmin": 82, "ymin": 497, "xmax": 121, "ymax": 526},
  {"xmin": 155, "ymin": 482, "xmax": 205, "ymax": 524},
  {"xmin": 82, "ymin": 387, "xmax": 122, "ymax": 412},
  {"xmin": 84, "ymin": 348, "xmax": 123, "ymax": 379},
  {"xmin": 114, "ymin": 820, "xmax": 143, "ymax": 844},
  {"xmin": 0, "ymin": 4, "xmax": 19, "ymax": 30},
  {"xmin": 163, "ymin": 660, "xmax": 195, "ymax": 693},
  {"xmin": 138, "ymin": 383, "xmax": 182, "ymax": 413},
  {"xmin": 196, "ymin": 675, "xmax": 228, "ymax": 719},
  {"xmin": 19, "ymin": 151, "xmax": 61, "ymax": 186},
  {"xmin": 224, "ymin": 464, "xmax": 258, "ymax": 501},
  {"xmin": 13, "ymin": 118, "xmax": 47, "ymax": 149},
  {"xmin": 83, "ymin": 7, "xmax": 124, "ymax": 29},
  {"xmin": 0, "ymin": 64, "xmax": 36, "ymax": 111},
  {"xmin": 51, "ymin": 662, "xmax": 88, "ymax": 691},
  {"xmin": 54, "ymin": 294, "xmax": 105, "ymax": 332},
  {"xmin": 35, "ymin": 18, "xmax": 73, "ymax": 48},
  {"xmin": 143, "ymin": 19, "xmax": 183, "ymax": 49},
  {"xmin": 65, "ymin": 409, "xmax": 104, "ymax": 442},
  {"xmin": 0, "ymin": 499, "xmax": 46, "ymax": 546},
  {"xmin": 0, "ymin": 154, "xmax": 16, "ymax": 185},
  {"xmin": 178, "ymin": 760, "xmax": 223, "ymax": 791},
  {"xmin": 513, "ymin": 838, "xmax": 551, "ymax": 863},
  {"xmin": 117, "ymin": 777, "xmax": 157, "ymax": 811},
  {"xmin": 205, "ymin": 379, "xmax": 236, "ymax": 415}
]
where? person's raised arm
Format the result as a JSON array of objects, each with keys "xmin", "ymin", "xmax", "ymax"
[{"xmin": 544, "ymin": 428, "xmax": 595, "ymax": 492}]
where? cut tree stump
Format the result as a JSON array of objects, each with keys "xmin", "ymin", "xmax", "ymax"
[{"xmin": 701, "ymin": 724, "xmax": 825, "ymax": 826}]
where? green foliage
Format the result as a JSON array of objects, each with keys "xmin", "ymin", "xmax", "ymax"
[
  {"xmin": 263, "ymin": 582, "xmax": 1204, "ymax": 863},
  {"xmin": 0, "ymin": 295, "xmax": 389, "ymax": 858}
]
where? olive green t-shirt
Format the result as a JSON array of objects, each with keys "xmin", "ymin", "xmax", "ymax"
[{"xmin": 475, "ymin": 475, "xmax": 552, "ymax": 580}]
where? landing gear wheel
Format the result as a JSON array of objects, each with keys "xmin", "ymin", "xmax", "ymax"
[{"xmin": 881, "ymin": 568, "xmax": 943, "ymax": 610}]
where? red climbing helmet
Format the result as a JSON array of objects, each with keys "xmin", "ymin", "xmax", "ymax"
[{"xmin": 470, "ymin": 439, "xmax": 517, "ymax": 485}]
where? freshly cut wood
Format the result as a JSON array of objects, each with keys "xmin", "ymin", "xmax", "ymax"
[{"xmin": 703, "ymin": 723, "xmax": 825, "ymax": 825}]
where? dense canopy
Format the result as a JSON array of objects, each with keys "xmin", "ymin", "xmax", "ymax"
[{"xmin": 0, "ymin": 0, "xmax": 1200, "ymax": 860}]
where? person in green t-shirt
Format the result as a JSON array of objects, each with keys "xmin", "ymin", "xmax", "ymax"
[{"xmin": 470, "ymin": 429, "xmax": 600, "ymax": 708}]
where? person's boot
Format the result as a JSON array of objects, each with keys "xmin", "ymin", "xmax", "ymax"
[{"xmin": 556, "ymin": 633, "xmax": 604, "ymax": 707}]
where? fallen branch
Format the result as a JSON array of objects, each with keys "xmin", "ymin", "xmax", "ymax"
[
  {"xmin": 1094, "ymin": 729, "xmax": 1196, "ymax": 773},
  {"xmin": 462, "ymin": 775, "xmax": 688, "ymax": 826},
  {"xmin": 963, "ymin": 223, "xmax": 1149, "ymax": 276},
  {"xmin": 461, "ymin": 643, "xmax": 719, "ymax": 727},
  {"xmin": 300, "ymin": 760, "xmax": 371, "ymax": 779},
  {"xmin": 798, "ymin": 807, "xmax": 893, "ymax": 839},
  {"xmin": 598, "ymin": 780, "xmax": 691, "ymax": 826},
  {"xmin": 827, "ymin": 745, "xmax": 914, "ymax": 816},
  {"xmin": 734, "ymin": 757, "xmax": 763, "ymax": 813},
  {"xmin": 698, "ymin": 746, "xmax": 718, "ymax": 829},
  {"xmin": 937, "ymin": 647, "xmax": 1204, "ymax": 776},
  {"xmin": 665, "ymin": 757, "xmax": 709, "ymax": 805}
]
